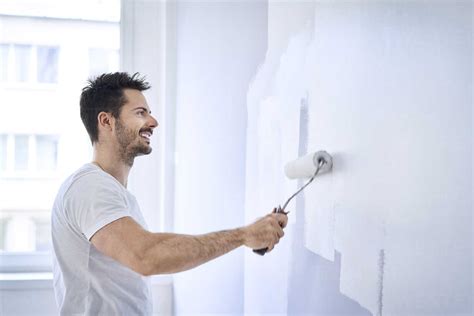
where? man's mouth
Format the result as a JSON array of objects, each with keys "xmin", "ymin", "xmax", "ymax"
[{"xmin": 139, "ymin": 130, "xmax": 152, "ymax": 142}]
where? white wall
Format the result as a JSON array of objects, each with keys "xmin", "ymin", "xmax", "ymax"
[
  {"xmin": 172, "ymin": 1, "xmax": 267, "ymax": 314},
  {"xmin": 121, "ymin": 1, "xmax": 175, "ymax": 314},
  {"xmin": 244, "ymin": 1, "xmax": 472, "ymax": 315}
]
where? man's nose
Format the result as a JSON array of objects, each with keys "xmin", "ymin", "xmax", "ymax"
[{"xmin": 149, "ymin": 114, "xmax": 159, "ymax": 129}]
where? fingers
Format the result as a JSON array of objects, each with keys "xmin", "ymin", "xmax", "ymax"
[
  {"xmin": 245, "ymin": 209, "xmax": 289, "ymax": 253},
  {"xmin": 276, "ymin": 227, "xmax": 284, "ymax": 238},
  {"xmin": 268, "ymin": 212, "xmax": 288, "ymax": 229},
  {"xmin": 269, "ymin": 219, "xmax": 284, "ymax": 237},
  {"xmin": 276, "ymin": 213, "xmax": 288, "ymax": 228},
  {"xmin": 266, "ymin": 214, "xmax": 287, "ymax": 252}
]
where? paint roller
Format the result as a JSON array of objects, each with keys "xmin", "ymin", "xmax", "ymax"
[{"xmin": 253, "ymin": 150, "xmax": 333, "ymax": 256}]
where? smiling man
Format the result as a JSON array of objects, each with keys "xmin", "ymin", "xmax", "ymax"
[{"xmin": 51, "ymin": 72, "xmax": 288, "ymax": 315}]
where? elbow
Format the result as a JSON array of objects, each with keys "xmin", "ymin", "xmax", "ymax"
[
  {"xmin": 133, "ymin": 253, "xmax": 156, "ymax": 277},
  {"xmin": 136, "ymin": 262, "xmax": 166, "ymax": 277},
  {"xmin": 135, "ymin": 255, "xmax": 175, "ymax": 276},
  {"xmin": 124, "ymin": 246, "xmax": 155, "ymax": 276},
  {"xmin": 132, "ymin": 249, "xmax": 167, "ymax": 276},
  {"xmin": 134, "ymin": 263, "xmax": 153, "ymax": 277},
  {"xmin": 138, "ymin": 268, "xmax": 154, "ymax": 277}
]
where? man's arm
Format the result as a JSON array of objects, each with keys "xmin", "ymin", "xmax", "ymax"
[{"xmin": 90, "ymin": 211, "xmax": 287, "ymax": 276}]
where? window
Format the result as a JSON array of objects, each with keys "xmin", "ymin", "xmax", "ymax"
[
  {"xmin": 0, "ymin": 44, "xmax": 59, "ymax": 84},
  {"xmin": 37, "ymin": 46, "xmax": 59, "ymax": 83},
  {"xmin": 14, "ymin": 135, "xmax": 29, "ymax": 171},
  {"xmin": 36, "ymin": 135, "xmax": 58, "ymax": 171},
  {"xmin": 0, "ymin": 134, "xmax": 59, "ymax": 175},
  {"xmin": 0, "ymin": 4, "xmax": 120, "ymax": 272},
  {"xmin": 13, "ymin": 44, "xmax": 32, "ymax": 82},
  {"xmin": 0, "ymin": 44, "xmax": 8, "ymax": 81},
  {"xmin": 0, "ymin": 134, "xmax": 7, "ymax": 171}
]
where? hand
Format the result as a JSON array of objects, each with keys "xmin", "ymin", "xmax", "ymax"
[{"xmin": 242, "ymin": 208, "xmax": 288, "ymax": 252}]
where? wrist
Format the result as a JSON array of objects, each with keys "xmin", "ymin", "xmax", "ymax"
[{"xmin": 236, "ymin": 227, "xmax": 248, "ymax": 246}]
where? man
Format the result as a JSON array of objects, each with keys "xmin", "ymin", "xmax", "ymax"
[{"xmin": 51, "ymin": 72, "xmax": 288, "ymax": 315}]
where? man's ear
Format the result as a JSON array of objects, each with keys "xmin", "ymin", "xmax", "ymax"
[{"xmin": 97, "ymin": 112, "xmax": 113, "ymax": 132}]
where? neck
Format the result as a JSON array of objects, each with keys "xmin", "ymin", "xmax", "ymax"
[{"xmin": 92, "ymin": 143, "xmax": 133, "ymax": 187}]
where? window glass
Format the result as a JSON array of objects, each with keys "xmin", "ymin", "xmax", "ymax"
[
  {"xmin": 14, "ymin": 135, "xmax": 29, "ymax": 171},
  {"xmin": 33, "ymin": 217, "xmax": 51, "ymax": 251},
  {"xmin": 0, "ymin": 134, "xmax": 7, "ymax": 171},
  {"xmin": 0, "ymin": 2, "xmax": 120, "ymax": 258},
  {"xmin": 0, "ymin": 44, "xmax": 9, "ymax": 82},
  {"xmin": 37, "ymin": 46, "xmax": 59, "ymax": 83},
  {"xmin": 14, "ymin": 44, "xmax": 32, "ymax": 82},
  {"xmin": 36, "ymin": 135, "xmax": 58, "ymax": 171}
]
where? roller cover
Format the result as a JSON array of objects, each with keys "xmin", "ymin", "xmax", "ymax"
[{"xmin": 284, "ymin": 151, "xmax": 333, "ymax": 179}]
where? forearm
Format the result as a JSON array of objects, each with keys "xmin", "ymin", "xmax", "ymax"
[{"xmin": 142, "ymin": 228, "xmax": 246, "ymax": 275}]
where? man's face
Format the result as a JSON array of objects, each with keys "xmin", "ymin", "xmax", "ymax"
[{"xmin": 114, "ymin": 89, "xmax": 158, "ymax": 160}]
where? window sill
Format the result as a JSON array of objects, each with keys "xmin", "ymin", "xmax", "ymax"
[
  {"xmin": 0, "ymin": 272, "xmax": 173, "ymax": 290},
  {"xmin": 0, "ymin": 272, "xmax": 53, "ymax": 290}
]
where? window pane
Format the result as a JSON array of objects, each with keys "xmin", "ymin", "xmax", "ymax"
[
  {"xmin": 0, "ymin": 217, "xmax": 8, "ymax": 250},
  {"xmin": 0, "ymin": 134, "xmax": 7, "ymax": 171},
  {"xmin": 14, "ymin": 135, "xmax": 29, "ymax": 171},
  {"xmin": 0, "ymin": 2, "xmax": 120, "ymax": 264},
  {"xmin": 4, "ymin": 216, "xmax": 36, "ymax": 251},
  {"xmin": 37, "ymin": 46, "xmax": 59, "ymax": 83},
  {"xmin": 13, "ymin": 44, "xmax": 32, "ymax": 82},
  {"xmin": 36, "ymin": 135, "xmax": 58, "ymax": 171},
  {"xmin": 33, "ymin": 217, "xmax": 51, "ymax": 251},
  {"xmin": 0, "ymin": 44, "xmax": 9, "ymax": 82}
]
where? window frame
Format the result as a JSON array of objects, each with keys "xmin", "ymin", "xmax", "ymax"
[
  {"xmin": 0, "ymin": 133, "xmax": 60, "ymax": 179},
  {"xmin": 0, "ymin": 251, "xmax": 52, "ymax": 273},
  {"xmin": 0, "ymin": 2, "xmax": 176, "ymax": 275},
  {"xmin": 0, "ymin": 43, "xmax": 60, "ymax": 87}
]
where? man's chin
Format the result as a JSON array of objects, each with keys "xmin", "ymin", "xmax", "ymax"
[
  {"xmin": 137, "ymin": 146, "xmax": 153, "ymax": 156},
  {"xmin": 129, "ymin": 144, "xmax": 153, "ymax": 157}
]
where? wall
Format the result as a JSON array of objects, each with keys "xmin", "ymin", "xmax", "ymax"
[
  {"xmin": 244, "ymin": 1, "xmax": 472, "ymax": 315},
  {"xmin": 172, "ymin": 1, "xmax": 267, "ymax": 314},
  {"xmin": 121, "ymin": 1, "xmax": 175, "ymax": 314}
]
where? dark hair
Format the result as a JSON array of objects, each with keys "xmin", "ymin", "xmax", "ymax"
[{"xmin": 80, "ymin": 72, "xmax": 151, "ymax": 144}]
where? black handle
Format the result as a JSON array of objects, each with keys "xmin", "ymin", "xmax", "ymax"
[
  {"xmin": 252, "ymin": 206, "xmax": 287, "ymax": 256},
  {"xmin": 253, "ymin": 247, "xmax": 268, "ymax": 256}
]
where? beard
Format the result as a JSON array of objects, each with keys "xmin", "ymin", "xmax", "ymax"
[{"xmin": 115, "ymin": 118, "xmax": 152, "ymax": 166}]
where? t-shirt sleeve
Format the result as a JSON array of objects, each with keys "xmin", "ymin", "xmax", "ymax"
[{"xmin": 65, "ymin": 173, "xmax": 131, "ymax": 241}]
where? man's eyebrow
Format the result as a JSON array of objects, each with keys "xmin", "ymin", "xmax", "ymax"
[{"xmin": 132, "ymin": 106, "xmax": 152, "ymax": 114}]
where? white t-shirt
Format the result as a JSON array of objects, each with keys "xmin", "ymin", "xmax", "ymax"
[{"xmin": 51, "ymin": 163, "xmax": 153, "ymax": 315}]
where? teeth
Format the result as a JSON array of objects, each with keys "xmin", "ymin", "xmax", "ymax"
[{"xmin": 140, "ymin": 132, "xmax": 151, "ymax": 139}]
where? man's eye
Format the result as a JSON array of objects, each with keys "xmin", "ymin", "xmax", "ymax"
[{"xmin": 137, "ymin": 111, "xmax": 145, "ymax": 115}]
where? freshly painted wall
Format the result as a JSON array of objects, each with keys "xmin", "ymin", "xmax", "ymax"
[{"xmin": 244, "ymin": 1, "xmax": 472, "ymax": 315}]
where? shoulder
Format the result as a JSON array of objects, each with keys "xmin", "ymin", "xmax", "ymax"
[{"xmin": 64, "ymin": 164, "xmax": 125, "ymax": 200}]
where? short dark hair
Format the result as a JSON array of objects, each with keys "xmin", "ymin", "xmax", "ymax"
[{"xmin": 80, "ymin": 72, "xmax": 151, "ymax": 144}]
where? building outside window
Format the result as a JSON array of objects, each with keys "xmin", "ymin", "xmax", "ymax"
[
  {"xmin": 0, "ymin": 0, "xmax": 120, "ymax": 268},
  {"xmin": 0, "ymin": 44, "xmax": 60, "ymax": 84},
  {"xmin": 37, "ymin": 45, "xmax": 59, "ymax": 83}
]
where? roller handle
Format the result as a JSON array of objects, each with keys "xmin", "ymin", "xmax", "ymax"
[
  {"xmin": 253, "ymin": 248, "xmax": 268, "ymax": 256},
  {"xmin": 252, "ymin": 206, "xmax": 287, "ymax": 256}
]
